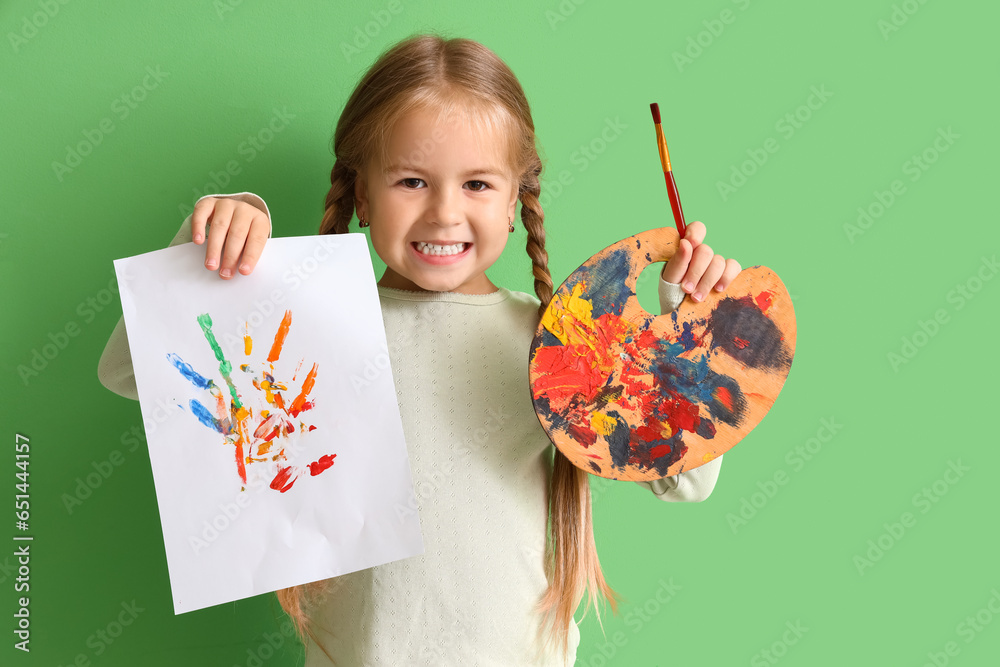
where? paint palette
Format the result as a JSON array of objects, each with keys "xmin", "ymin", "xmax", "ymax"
[{"xmin": 529, "ymin": 228, "xmax": 796, "ymax": 481}]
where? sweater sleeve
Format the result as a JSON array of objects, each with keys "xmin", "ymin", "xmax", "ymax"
[
  {"xmin": 632, "ymin": 275, "xmax": 724, "ymax": 502},
  {"xmin": 97, "ymin": 192, "xmax": 272, "ymax": 400}
]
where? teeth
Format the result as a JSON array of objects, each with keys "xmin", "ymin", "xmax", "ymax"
[{"xmin": 416, "ymin": 242, "xmax": 466, "ymax": 256}]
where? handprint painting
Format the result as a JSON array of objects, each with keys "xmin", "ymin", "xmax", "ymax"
[
  {"xmin": 114, "ymin": 235, "xmax": 423, "ymax": 614},
  {"xmin": 166, "ymin": 309, "xmax": 335, "ymax": 494}
]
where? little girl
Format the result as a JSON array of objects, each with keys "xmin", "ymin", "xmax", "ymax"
[{"xmin": 100, "ymin": 34, "xmax": 741, "ymax": 666}]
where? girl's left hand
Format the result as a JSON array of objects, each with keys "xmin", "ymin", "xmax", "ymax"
[{"xmin": 661, "ymin": 221, "xmax": 742, "ymax": 302}]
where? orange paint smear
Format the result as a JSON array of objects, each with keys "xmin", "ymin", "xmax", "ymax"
[
  {"xmin": 267, "ymin": 310, "xmax": 293, "ymax": 362},
  {"xmin": 289, "ymin": 363, "xmax": 318, "ymax": 417},
  {"xmin": 244, "ymin": 322, "xmax": 252, "ymax": 355}
]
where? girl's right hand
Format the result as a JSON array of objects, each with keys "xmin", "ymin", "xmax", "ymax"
[{"xmin": 191, "ymin": 196, "xmax": 271, "ymax": 280}]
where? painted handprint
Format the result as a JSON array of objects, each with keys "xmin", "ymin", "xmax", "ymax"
[{"xmin": 167, "ymin": 309, "xmax": 336, "ymax": 493}]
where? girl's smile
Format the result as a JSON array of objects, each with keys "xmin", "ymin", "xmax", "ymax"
[
  {"xmin": 410, "ymin": 240, "xmax": 472, "ymax": 263},
  {"xmin": 354, "ymin": 104, "xmax": 520, "ymax": 295}
]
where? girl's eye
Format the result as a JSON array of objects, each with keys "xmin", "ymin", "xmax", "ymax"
[
  {"xmin": 400, "ymin": 178, "xmax": 425, "ymax": 189},
  {"xmin": 466, "ymin": 180, "xmax": 489, "ymax": 192}
]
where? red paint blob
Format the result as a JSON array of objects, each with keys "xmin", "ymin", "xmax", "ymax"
[
  {"xmin": 733, "ymin": 336, "xmax": 749, "ymax": 349},
  {"xmin": 269, "ymin": 466, "xmax": 297, "ymax": 493},
  {"xmin": 649, "ymin": 444, "xmax": 672, "ymax": 459},
  {"xmin": 715, "ymin": 386, "xmax": 733, "ymax": 412},
  {"xmin": 308, "ymin": 453, "xmax": 337, "ymax": 476},
  {"xmin": 755, "ymin": 290, "xmax": 774, "ymax": 314},
  {"xmin": 568, "ymin": 422, "xmax": 598, "ymax": 447}
]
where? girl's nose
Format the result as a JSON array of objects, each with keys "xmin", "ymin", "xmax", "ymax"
[{"xmin": 427, "ymin": 187, "xmax": 463, "ymax": 227}]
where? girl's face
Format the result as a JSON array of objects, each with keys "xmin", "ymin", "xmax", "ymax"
[{"xmin": 354, "ymin": 105, "xmax": 519, "ymax": 294}]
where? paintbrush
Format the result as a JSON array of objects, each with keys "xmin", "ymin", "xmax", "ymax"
[{"xmin": 649, "ymin": 103, "xmax": 687, "ymax": 238}]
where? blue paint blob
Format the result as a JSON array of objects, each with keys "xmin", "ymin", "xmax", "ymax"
[
  {"xmin": 706, "ymin": 375, "xmax": 747, "ymax": 427},
  {"xmin": 532, "ymin": 394, "xmax": 569, "ymax": 433},
  {"xmin": 540, "ymin": 328, "xmax": 561, "ymax": 349},
  {"xmin": 696, "ymin": 418, "xmax": 717, "ymax": 439},
  {"xmin": 167, "ymin": 353, "xmax": 214, "ymax": 389},
  {"xmin": 606, "ymin": 411, "xmax": 631, "ymax": 468},
  {"xmin": 648, "ymin": 339, "xmax": 748, "ymax": 427},
  {"xmin": 574, "ymin": 247, "xmax": 635, "ymax": 318},
  {"xmin": 705, "ymin": 296, "xmax": 791, "ymax": 370},
  {"xmin": 679, "ymin": 321, "xmax": 697, "ymax": 351},
  {"xmin": 189, "ymin": 399, "xmax": 223, "ymax": 433}
]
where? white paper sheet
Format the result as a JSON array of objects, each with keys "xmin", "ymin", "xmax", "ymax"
[{"xmin": 114, "ymin": 234, "xmax": 424, "ymax": 614}]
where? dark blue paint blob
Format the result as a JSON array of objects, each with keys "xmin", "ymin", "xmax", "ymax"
[
  {"xmin": 167, "ymin": 353, "xmax": 214, "ymax": 389},
  {"xmin": 648, "ymin": 339, "xmax": 748, "ymax": 428},
  {"xmin": 592, "ymin": 384, "xmax": 623, "ymax": 410},
  {"xmin": 571, "ymin": 247, "xmax": 635, "ymax": 318},
  {"xmin": 679, "ymin": 321, "xmax": 697, "ymax": 351},
  {"xmin": 606, "ymin": 411, "xmax": 631, "ymax": 468},
  {"xmin": 696, "ymin": 418, "xmax": 717, "ymax": 439},
  {"xmin": 705, "ymin": 296, "xmax": 791, "ymax": 370},
  {"xmin": 633, "ymin": 430, "xmax": 687, "ymax": 476},
  {"xmin": 706, "ymin": 375, "xmax": 747, "ymax": 427},
  {"xmin": 539, "ymin": 328, "xmax": 561, "ymax": 349}
]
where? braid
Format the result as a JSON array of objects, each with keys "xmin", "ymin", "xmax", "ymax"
[
  {"xmin": 319, "ymin": 160, "xmax": 357, "ymax": 235},
  {"xmin": 525, "ymin": 158, "xmax": 620, "ymax": 660},
  {"xmin": 518, "ymin": 166, "xmax": 554, "ymax": 319}
]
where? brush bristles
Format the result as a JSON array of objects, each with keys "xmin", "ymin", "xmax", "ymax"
[{"xmin": 650, "ymin": 102, "xmax": 661, "ymax": 124}]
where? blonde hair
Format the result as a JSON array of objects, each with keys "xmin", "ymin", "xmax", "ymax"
[{"xmin": 277, "ymin": 33, "xmax": 618, "ymax": 660}]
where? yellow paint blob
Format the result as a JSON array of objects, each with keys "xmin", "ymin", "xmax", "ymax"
[
  {"xmin": 590, "ymin": 412, "xmax": 617, "ymax": 436},
  {"xmin": 542, "ymin": 281, "xmax": 596, "ymax": 346}
]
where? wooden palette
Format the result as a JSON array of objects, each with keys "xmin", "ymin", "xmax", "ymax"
[{"xmin": 529, "ymin": 228, "xmax": 796, "ymax": 481}]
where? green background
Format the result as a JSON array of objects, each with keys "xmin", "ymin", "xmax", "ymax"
[{"xmin": 2, "ymin": 0, "xmax": 997, "ymax": 664}]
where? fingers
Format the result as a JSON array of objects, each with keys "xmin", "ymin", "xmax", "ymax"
[
  {"xmin": 692, "ymin": 255, "xmax": 726, "ymax": 302},
  {"xmin": 683, "ymin": 220, "xmax": 706, "ymax": 247},
  {"xmin": 238, "ymin": 218, "xmax": 270, "ymax": 275},
  {"xmin": 191, "ymin": 197, "xmax": 217, "ymax": 245},
  {"xmin": 714, "ymin": 258, "xmax": 742, "ymax": 293},
  {"xmin": 662, "ymin": 221, "xmax": 706, "ymax": 284},
  {"xmin": 681, "ymin": 242, "xmax": 715, "ymax": 296},
  {"xmin": 659, "ymin": 221, "xmax": 742, "ymax": 300},
  {"xmin": 201, "ymin": 199, "xmax": 270, "ymax": 279},
  {"xmin": 203, "ymin": 198, "xmax": 235, "ymax": 274},
  {"xmin": 661, "ymin": 238, "xmax": 692, "ymax": 284}
]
